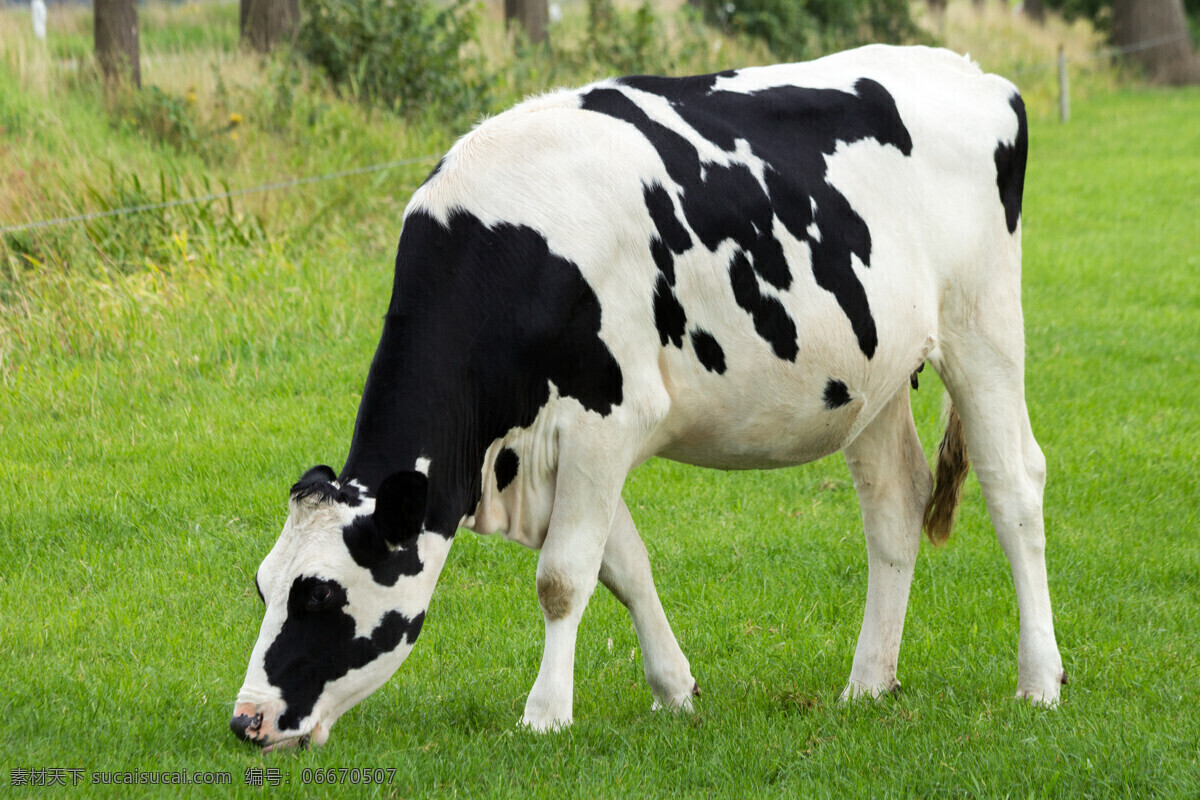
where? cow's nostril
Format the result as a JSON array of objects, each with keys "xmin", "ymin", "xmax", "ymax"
[{"xmin": 230, "ymin": 713, "xmax": 259, "ymax": 742}]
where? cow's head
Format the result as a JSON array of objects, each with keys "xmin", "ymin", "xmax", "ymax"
[{"xmin": 231, "ymin": 465, "xmax": 452, "ymax": 751}]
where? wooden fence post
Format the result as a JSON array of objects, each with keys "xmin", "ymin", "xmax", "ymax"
[{"xmin": 1058, "ymin": 45, "xmax": 1070, "ymax": 122}]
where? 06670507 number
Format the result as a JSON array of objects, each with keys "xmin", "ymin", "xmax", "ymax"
[{"xmin": 300, "ymin": 767, "xmax": 396, "ymax": 785}]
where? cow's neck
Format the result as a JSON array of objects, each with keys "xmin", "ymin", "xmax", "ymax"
[
  {"xmin": 339, "ymin": 310, "xmax": 486, "ymax": 536},
  {"xmin": 338, "ymin": 208, "xmax": 620, "ymax": 533}
]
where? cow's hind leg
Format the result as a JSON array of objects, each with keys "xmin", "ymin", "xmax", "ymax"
[
  {"xmin": 935, "ymin": 277, "xmax": 1065, "ymax": 704},
  {"xmin": 840, "ymin": 387, "xmax": 932, "ymax": 701},
  {"xmin": 600, "ymin": 498, "xmax": 698, "ymax": 711}
]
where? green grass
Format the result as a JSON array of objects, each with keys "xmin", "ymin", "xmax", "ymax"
[{"xmin": 3, "ymin": 6, "xmax": 1200, "ymax": 796}]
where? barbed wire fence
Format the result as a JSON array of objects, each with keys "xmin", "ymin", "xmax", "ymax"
[
  {"xmin": 1009, "ymin": 32, "xmax": 1192, "ymax": 121},
  {"xmin": 0, "ymin": 31, "xmax": 1194, "ymax": 238},
  {"xmin": 0, "ymin": 154, "xmax": 440, "ymax": 237}
]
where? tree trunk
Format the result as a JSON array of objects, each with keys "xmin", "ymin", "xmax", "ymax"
[
  {"xmin": 1023, "ymin": 0, "xmax": 1046, "ymax": 25},
  {"xmin": 94, "ymin": 0, "xmax": 140, "ymax": 88},
  {"xmin": 1112, "ymin": 0, "xmax": 1200, "ymax": 84},
  {"xmin": 513, "ymin": 0, "xmax": 548, "ymax": 44},
  {"xmin": 240, "ymin": 0, "xmax": 300, "ymax": 54}
]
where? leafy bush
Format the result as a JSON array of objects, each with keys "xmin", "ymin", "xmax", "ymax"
[
  {"xmin": 501, "ymin": 0, "xmax": 713, "ymax": 94},
  {"xmin": 118, "ymin": 86, "xmax": 200, "ymax": 151},
  {"xmin": 534, "ymin": 0, "xmax": 682, "ymax": 77},
  {"xmin": 584, "ymin": 1, "xmax": 672, "ymax": 76},
  {"xmin": 105, "ymin": 84, "xmax": 238, "ymax": 165},
  {"xmin": 296, "ymin": 0, "xmax": 487, "ymax": 122},
  {"xmin": 697, "ymin": 0, "xmax": 919, "ymax": 60}
]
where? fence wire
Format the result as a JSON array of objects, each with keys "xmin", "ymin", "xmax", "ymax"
[
  {"xmin": 1010, "ymin": 30, "xmax": 1191, "ymax": 75},
  {"xmin": 1, "ymin": 30, "xmax": 1194, "ymax": 237},
  {"xmin": 0, "ymin": 154, "xmax": 440, "ymax": 237}
]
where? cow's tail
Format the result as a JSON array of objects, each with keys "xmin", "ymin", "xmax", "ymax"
[{"xmin": 923, "ymin": 397, "xmax": 970, "ymax": 547}]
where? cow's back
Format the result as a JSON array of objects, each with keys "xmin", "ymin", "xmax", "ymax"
[{"xmin": 408, "ymin": 46, "xmax": 1026, "ymax": 538}]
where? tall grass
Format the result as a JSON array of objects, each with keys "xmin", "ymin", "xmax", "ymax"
[
  {"xmin": 914, "ymin": 0, "xmax": 1119, "ymax": 114},
  {"xmin": 1, "ymin": 0, "xmax": 783, "ymax": 373}
]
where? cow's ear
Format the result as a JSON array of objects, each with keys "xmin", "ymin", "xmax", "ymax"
[
  {"xmin": 291, "ymin": 464, "xmax": 338, "ymax": 500},
  {"xmin": 373, "ymin": 471, "xmax": 428, "ymax": 545}
]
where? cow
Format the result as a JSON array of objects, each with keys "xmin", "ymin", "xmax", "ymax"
[{"xmin": 231, "ymin": 44, "xmax": 1066, "ymax": 751}]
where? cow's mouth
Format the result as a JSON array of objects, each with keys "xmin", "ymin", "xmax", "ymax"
[
  {"xmin": 260, "ymin": 721, "xmax": 329, "ymax": 754},
  {"xmin": 231, "ymin": 706, "xmax": 329, "ymax": 753},
  {"xmin": 261, "ymin": 733, "xmax": 312, "ymax": 754}
]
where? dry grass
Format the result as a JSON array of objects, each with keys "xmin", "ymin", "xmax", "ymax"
[
  {"xmin": 920, "ymin": 0, "xmax": 1106, "ymax": 65},
  {"xmin": 917, "ymin": 0, "xmax": 1116, "ymax": 116},
  {"xmin": 0, "ymin": 14, "xmax": 61, "ymax": 97},
  {"xmin": 0, "ymin": 0, "xmax": 1125, "ymax": 373}
]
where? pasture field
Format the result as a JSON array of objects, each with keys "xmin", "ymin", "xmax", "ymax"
[{"xmin": 3, "ymin": 14, "xmax": 1199, "ymax": 800}]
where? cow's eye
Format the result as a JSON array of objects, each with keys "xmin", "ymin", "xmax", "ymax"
[{"xmin": 307, "ymin": 583, "xmax": 334, "ymax": 611}]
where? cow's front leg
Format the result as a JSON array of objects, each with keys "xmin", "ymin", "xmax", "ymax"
[
  {"xmin": 840, "ymin": 387, "xmax": 931, "ymax": 701},
  {"xmin": 600, "ymin": 498, "xmax": 697, "ymax": 712},
  {"xmin": 521, "ymin": 436, "xmax": 627, "ymax": 732}
]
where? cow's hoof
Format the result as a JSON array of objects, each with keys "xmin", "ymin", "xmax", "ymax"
[
  {"xmin": 839, "ymin": 678, "xmax": 900, "ymax": 704},
  {"xmin": 1015, "ymin": 689, "xmax": 1059, "ymax": 707},
  {"xmin": 1016, "ymin": 678, "xmax": 1065, "ymax": 708},
  {"xmin": 651, "ymin": 696, "xmax": 694, "ymax": 713},
  {"xmin": 651, "ymin": 685, "xmax": 698, "ymax": 714},
  {"xmin": 519, "ymin": 714, "xmax": 572, "ymax": 733},
  {"xmin": 1016, "ymin": 664, "xmax": 1067, "ymax": 707}
]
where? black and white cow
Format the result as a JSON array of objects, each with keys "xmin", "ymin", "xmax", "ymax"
[{"xmin": 232, "ymin": 45, "xmax": 1065, "ymax": 750}]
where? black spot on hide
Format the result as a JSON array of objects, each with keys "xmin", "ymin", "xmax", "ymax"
[
  {"xmin": 994, "ymin": 93, "xmax": 1028, "ymax": 235},
  {"xmin": 643, "ymin": 183, "xmax": 692, "ymax": 257},
  {"xmin": 653, "ymin": 274, "xmax": 687, "ymax": 348},
  {"xmin": 823, "ymin": 379, "xmax": 852, "ymax": 410},
  {"xmin": 582, "ymin": 75, "xmax": 915, "ymax": 361},
  {"xmin": 691, "ymin": 329, "xmax": 727, "ymax": 374},
  {"xmin": 650, "ymin": 237, "xmax": 675, "ymax": 284},
  {"xmin": 265, "ymin": 577, "xmax": 424, "ymax": 732},
  {"xmin": 341, "ymin": 470, "xmax": 428, "ymax": 587},
  {"xmin": 494, "ymin": 447, "xmax": 519, "ymax": 492},
  {"xmin": 729, "ymin": 250, "xmax": 798, "ymax": 361},
  {"xmin": 342, "ymin": 516, "xmax": 424, "ymax": 587}
]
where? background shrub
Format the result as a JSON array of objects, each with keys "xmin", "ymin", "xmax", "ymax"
[
  {"xmin": 296, "ymin": 0, "xmax": 487, "ymax": 122},
  {"xmin": 697, "ymin": 0, "xmax": 919, "ymax": 60}
]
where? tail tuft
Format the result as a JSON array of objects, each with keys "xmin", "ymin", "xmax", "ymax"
[{"xmin": 924, "ymin": 400, "xmax": 970, "ymax": 546}]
